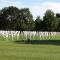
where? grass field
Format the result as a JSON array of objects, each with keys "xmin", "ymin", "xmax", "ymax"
[
  {"xmin": 0, "ymin": 41, "xmax": 60, "ymax": 60},
  {"xmin": 1, "ymin": 34, "xmax": 60, "ymax": 41},
  {"xmin": 0, "ymin": 35, "xmax": 60, "ymax": 60}
]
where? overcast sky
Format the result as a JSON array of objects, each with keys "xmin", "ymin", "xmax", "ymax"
[{"xmin": 0, "ymin": 0, "xmax": 60, "ymax": 19}]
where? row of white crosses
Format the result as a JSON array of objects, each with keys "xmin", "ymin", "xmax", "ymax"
[
  {"xmin": 22, "ymin": 31, "xmax": 57, "ymax": 40},
  {"xmin": 0, "ymin": 31, "xmax": 57, "ymax": 40},
  {"xmin": 0, "ymin": 31, "xmax": 20, "ymax": 40},
  {"xmin": 23, "ymin": 31, "xmax": 36, "ymax": 40}
]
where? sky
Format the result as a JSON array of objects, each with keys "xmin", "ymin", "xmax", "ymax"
[{"xmin": 0, "ymin": 0, "xmax": 60, "ymax": 19}]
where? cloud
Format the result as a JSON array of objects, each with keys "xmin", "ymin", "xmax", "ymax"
[
  {"xmin": 0, "ymin": 0, "xmax": 60, "ymax": 19},
  {"xmin": 29, "ymin": 2, "xmax": 60, "ymax": 19},
  {"xmin": 0, "ymin": 0, "xmax": 24, "ymax": 9}
]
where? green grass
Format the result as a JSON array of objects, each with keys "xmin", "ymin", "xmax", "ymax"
[
  {"xmin": 1, "ymin": 34, "xmax": 60, "ymax": 41},
  {"xmin": 0, "ymin": 35, "xmax": 60, "ymax": 60},
  {"xmin": 0, "ymin": 41, "xmax": 60, "ymax": 60},
  {"xmin": 14, "ymin": 34, "xmax": 60, "ymax": 40}
]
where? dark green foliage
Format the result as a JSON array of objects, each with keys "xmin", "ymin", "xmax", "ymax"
[
  {"xmin": 18, "ymin": 8, "xmax": 34, "ymax": 31},
  {"xmin": 35, "ymin": 16, "xmax": 42, "ymax": 31},
  {"xmin": 0, "ymin": 6, "xmax": 60, "ymax": 31},
  {"xmin": 0, "ymin": 6, "xmax": 20, "ymax": 30},
  {"xmin": 0, "ymin": 6, "xmax": 34, "ymax": 31},
  {"xmin": 43, "ymin": 10, "xmax": 58, "ymax": 31},
  {"xmin": 56, "ymin": 13, "xmax": 60, "ymax": 18}
]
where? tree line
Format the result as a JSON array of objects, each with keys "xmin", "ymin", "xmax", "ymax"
[{"xmin": 0, "ymin": 6, "xmax": 60, "ymax": 31}]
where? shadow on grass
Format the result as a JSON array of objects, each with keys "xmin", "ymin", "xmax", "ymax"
[{"xmin": 14, "ymin": 39, "xmax": 60, "ymax": 45}]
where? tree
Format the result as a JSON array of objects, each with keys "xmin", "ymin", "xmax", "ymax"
[
  {"xmin": 19, "ymin": 8, "xmax": 34, "ymax": 31},
  {"xmin": 0, "ymin": 6, "xmax": 34, "ymax": 31},
  {"xmin": 43, "ymin": 9, "xmax": 58, "ymax": 31},
  {"xmin": 56, "ymin": 13, "xmax": 60, "ymax": 18},
  {"xmin": 35, "ymin": 16, "xmax": 42, "ymax": 31},
  {"xmin": 56, "ymin": 13, "xmax": 60, "ymax": 31},
  {"xmin": 0, "ymin": 6, "xmax": 20, "ymax": 30},
  {"xmin": 0, "ymin": 9, "xmax": 9, "ymax": 30}
]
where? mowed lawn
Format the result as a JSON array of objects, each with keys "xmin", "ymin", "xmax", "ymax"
[{"xmin": 0, "ymin": 40, "xmax": 60, "ymax": 60}]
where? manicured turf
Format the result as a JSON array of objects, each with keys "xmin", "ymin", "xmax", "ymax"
[
  {"xmin": 0, "ymin": 34, "xmax": 60, "ymax": 41},
  {"xmin": 0, "ymin": 35, "xmax": 60, "ymax": 60},
  {"xmin": 0, "ymin": 40, "xmax": 60, "ymax": 60}
]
